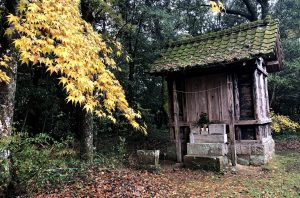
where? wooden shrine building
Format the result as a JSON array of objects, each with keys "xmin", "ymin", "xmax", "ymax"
[{"xmin": 151, "ymin": 17, "xmax": 283, "ymax": 168}]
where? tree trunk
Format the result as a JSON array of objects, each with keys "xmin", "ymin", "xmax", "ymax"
[
  {"xmin": 0, "ymin": 52, "xmax": 17, "ymax": 137},
  {"xmin": 78, "ymin": 109, "xmax": 94, "ymax": 162},
  {"xmin": 0, "ymin": 0, "xmax": 18, "ymax": 138},
  {"xmin": 258, "ymin": 0, "xmax": 270, "ymax": 19},
  {"xmin": 0, "ymin": 2, "xmax": 19, "ymax": 197},
  {"xmin": 78, "ymin": 0, "xmax": 95, "ymax": 162}
]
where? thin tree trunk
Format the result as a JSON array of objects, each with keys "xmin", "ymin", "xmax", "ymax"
[
  {"xmin": 258, "ymin": 0, "xmax": 270, "ymax": 19},
  {"xmin": 0, "ymin": 1, "xmax": 19, "ymax": 196},
  {"xmin": 78, "ymin": 0, "xmax": 95, "ymax": 162},
  {"xmin": 0, "ymin": 56, "xmax": 17, "ymax": 137},
  {"xmin": 78, "ymin": 109, "xmax": 94, "ymax": 162},
  {"xmin": 0, "ymin": 0, "xmax": 18, "ymax": 138}
]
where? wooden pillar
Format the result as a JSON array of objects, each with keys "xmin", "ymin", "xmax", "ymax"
[
  {"xmin": 233, "ymin": 73, "xmax": 240, "ymax": 121},
  {"xmin": 264, "ymin": 75, "xmax": 270, "ymax": 118},
  {"xmin": 227, "ymin": 74, "xmax": 237, "ymax": 166},
  {"xmin": 252, "ymin": 69, "xmax": 260, "ymax": 120},
  {"xmin": 172, "ymin": 80, "xmax": 182, "ymax": 162}
]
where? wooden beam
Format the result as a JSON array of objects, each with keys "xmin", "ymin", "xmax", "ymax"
[
  {"xmin": 257, "ymin": 65, "xmax": 268, "ymax": 76},
  {"xmin": 266, "ymin": 60, "xmax": 279, "ymax": 67},
  {"xmin": 227, "ymin": 74, "xmax": 237, "ymax": 166},
  {"xmin": 172, "ymin": 80, "xmax": 182, "ymax": 162},
  {"xmin": 234, "ymin": 119, "xmax": 272, "ymax": 125}
]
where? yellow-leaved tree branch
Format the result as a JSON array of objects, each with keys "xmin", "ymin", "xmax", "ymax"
[
  {"xmin": 0, "ymin": 55, "xmax": 12, "ymax": 83},
  {"xmin": 7, "ymin": 0, "xmax": 146, "ymax": 133}
]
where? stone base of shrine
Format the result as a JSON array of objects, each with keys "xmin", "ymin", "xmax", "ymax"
[
  {"xmin": 234, "ymin": 137, "xmax": 275, "ymax": 166},
  {"xmin": 183, "ymin": 155, "xmax": 228, "ymax": 172}
]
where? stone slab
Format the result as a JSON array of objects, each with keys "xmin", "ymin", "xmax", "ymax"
[
  {"xmin": 137, "ymin": 150, "xmax": 160, "ymax": 167},
  {"xmin": 209, "ymin": 124, "xmax": 226, "ymax": 135},
  {"xmin": 187, "ymin": 143, "xmax": 228, "ymax": 156},
  {"xmin": 184, "ymin": 155, "xmax": 227, "ymax": 171},
  {"xmin": 193, "ymin": 134, "xmax": 227, "ymax": 143},
  {"xmin": 237, "ymin": 155, "xmax": 250, "ymax": 166},
  {"xmin": 241, "ymin": 145, "xmax": 251, "ymax": 155},
  {"xmin": 250, "ymin": 155, "xmax": 266, "ymax": 166}
]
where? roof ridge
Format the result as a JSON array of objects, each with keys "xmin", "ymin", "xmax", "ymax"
[{"xmin": 167, "ymin": 17, "xmax": 278, "ymax": 48}]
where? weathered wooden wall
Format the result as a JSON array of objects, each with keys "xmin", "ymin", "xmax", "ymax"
[{"xmin": 184, "ymin": 73, "xmax": 230, "ymax": 123}]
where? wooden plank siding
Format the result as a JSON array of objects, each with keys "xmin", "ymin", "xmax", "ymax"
[
  {"xmin": 239, "ymin": 72, "xmax": 255, "ymax": 120},
  {"xmin": 185, "ymin": 73, "xmax": 229, "ymax": 124}
]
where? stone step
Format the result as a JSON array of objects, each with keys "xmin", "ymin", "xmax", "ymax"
[
  {"xmin": 187, "ymin": 143, "xmax": 228, "ymax": 156},
  {"xmin": 184, "ymin": 155, "xmax": 228, "ymax": 172},
  {"xmin": 192, "ymin": 134, "xmax": 228, "ymax": 143}
]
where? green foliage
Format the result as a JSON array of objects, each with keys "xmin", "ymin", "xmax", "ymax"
[
  {"xmin": 273, "ymin": 0, "xmax": 300, "ymax": 39},
  {"xmin": 269, "ymin": 0, "xmax": 300, "ymax": 125},
  {"xmin": 0, "ymin": 133, "xmax": 79, "ymax": 195},
  {"xmin": 93, "ymin": 136, "xmax": 128, "ymax": 169}
]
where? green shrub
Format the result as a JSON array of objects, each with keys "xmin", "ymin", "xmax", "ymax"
[{"xmin": 0, "ymin": 133, "xmax": 79, "ymax": 195}]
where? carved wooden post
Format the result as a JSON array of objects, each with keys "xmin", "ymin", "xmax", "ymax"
[
  {"xmin": 172, "ymin": 80, "xmax": 182, "ymax": 162},
  {"xmin": 227, "ymin": 74, "xmax": 237, "ymax": 166}
]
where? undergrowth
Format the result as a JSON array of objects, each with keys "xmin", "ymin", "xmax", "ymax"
[{"xmin": 0, "ymin": 133, "xmax": 127, "ymax": 196}]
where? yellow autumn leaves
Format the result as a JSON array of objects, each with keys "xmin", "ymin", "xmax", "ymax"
[
  {"xmin": 7, "ymin": 0, "xmax": 146, "ymax": 133},
  {"xmin": 271, "ymin": 112, "xmax": 300, "ymax": 133},
  {"xmin": 0, "ymin": 55, "xmax": 12, "ymax": 83},
  {"xmin": 209, "ymin": 0, "xmax": 225, "ymax": 13}
]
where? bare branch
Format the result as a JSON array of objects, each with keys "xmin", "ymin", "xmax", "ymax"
[
  {"xmin": 222, "ymin": 9, "xmax": 253, "ymax": 21},
  {"xmin": 241, "ymin": 0, "xmax": 258, "ymax": 20},
  {"xmin": 257, "ymin": 0, "xmax": 270, "ymax": 19}
]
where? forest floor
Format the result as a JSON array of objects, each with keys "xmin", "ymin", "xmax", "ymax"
[{"xmin": 34, "ymin": 140, "xmax": 300, "ymax": 198}]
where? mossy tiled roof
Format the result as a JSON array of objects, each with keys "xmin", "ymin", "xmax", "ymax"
[{"xmin": 151, "ymin": 17, "xmax": 281, "ymax": 74}]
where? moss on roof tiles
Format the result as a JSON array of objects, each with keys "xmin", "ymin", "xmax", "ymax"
[{"xmin": 151, "ymin": 17, "xmax": 280, "ymax": 73}]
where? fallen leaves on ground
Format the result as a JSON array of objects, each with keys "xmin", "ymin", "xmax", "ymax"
[
  {"xmin": 275, "ymin": 139, "xmax": 300, "ymax": 152},
  {"xmin": 34, "ymin": 139, "xmax": 300, "ymax": 198},
  {"xmin": 35, "ymin": 165, "xmax": 274, "ymax": 198}
]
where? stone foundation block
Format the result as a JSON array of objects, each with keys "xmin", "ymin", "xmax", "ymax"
[
  {"xmin": 193, "ymin": 134, "xmax": 227, "ymax": 143},
  {"xmin": 252, "ymin": 145, "xmax": 265, "ymax": 155},
  {"xmin": 209, "ymin": 124, "xmax": 226, "ymax": 135},
  {"xmin": 250, "ymin": 155, "xmax": 266, "ymax": 166},
  {"xmin": 137, "ymin": 150, "xmax": 160, "ymax": 169},
  {"xmin": 184, "ymin": 155, "xmax": 227, "ymax": 171},
  {"xmin": 237, "ymin": 155, "xmax": 250, "ymax": 166},
  {"xmin": 187, "ymin": 143, "xmax": 228, "ymax": 156},
  {"xmin": 241, "ymin": 145, "xmax": 251, "ymax": 155}
]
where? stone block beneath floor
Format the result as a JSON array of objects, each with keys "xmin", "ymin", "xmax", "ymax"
[
  {"xmin": 184, "ymin": 155, "xmax": 228, "ymax": 171},
  {"xmin": 237, "ymin": 155, "xmax": 250, "ymax": 166},
  {"xmin": 250, "ymin": 155, "xmax": 266, "ymax": 166}
]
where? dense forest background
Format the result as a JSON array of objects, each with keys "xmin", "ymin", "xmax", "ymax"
[
  {"xmin": 0, "ymin": 0, "xmax": 300, "ymax": 196},
  {"xmin": 6, "ymin": 0, "xmax": 299, "ymax": 142}
]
